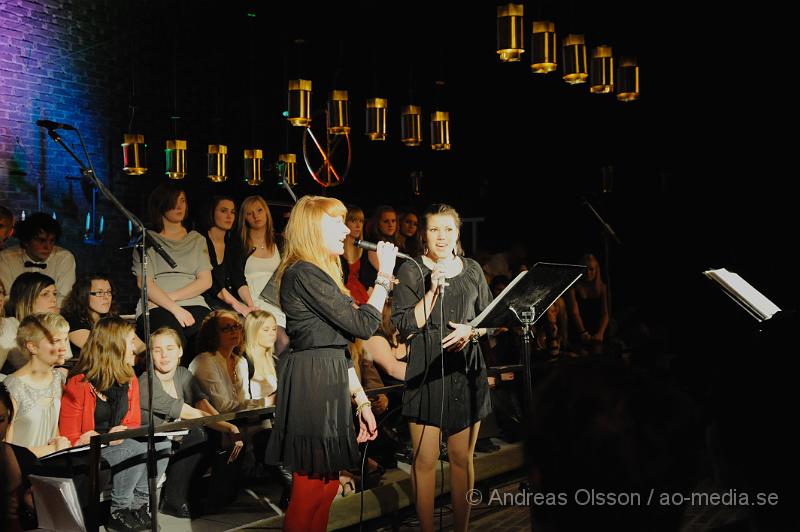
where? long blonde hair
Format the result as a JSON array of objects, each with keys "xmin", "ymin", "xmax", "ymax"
[
  {"xmin": 238, "ymin": 195, "xmax": 275, "ymax": 253},
  {"xmin": 276, "ymin": 195, "xmax": 348, "ymax": 297},
  {"xmin": 72, "ymin": 316, "xmax": 135, "ymax": 391},
  {"xmin": 243, "ymin": 310, "xmax": 277, "ymax": 386}
]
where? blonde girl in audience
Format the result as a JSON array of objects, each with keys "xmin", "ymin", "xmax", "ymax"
[{"xmin": 3, "ymin": 313, "xmax": 70, "ymax": 457}]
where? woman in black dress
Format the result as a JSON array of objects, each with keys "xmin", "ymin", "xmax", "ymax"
[
  {"xmin": 265, "ymin": 195, "xmax": 398, "ymax": 532},
  {"xmin": 392, "ymin": 204, "xmax": 492, "ymax": 532}
]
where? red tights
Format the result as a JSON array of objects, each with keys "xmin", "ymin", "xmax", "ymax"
[{"xmin": 283, "ymin": 472, "xmax": 339, "ymax": 531}]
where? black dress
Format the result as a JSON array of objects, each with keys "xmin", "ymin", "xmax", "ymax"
[
  {"xmin": 392, "ymin": 257, "xmax": 492, "ymax": 436},
  {"xmin": 265, "ymin": 261, "xmax": 381, "ymax": 476}
]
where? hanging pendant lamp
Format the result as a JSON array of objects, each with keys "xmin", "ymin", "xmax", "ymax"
[
  {"xmin": 531, "ymin": 20, "xmax": 557, "ymax": 73},
  {"xmin": 327, "ymin": 90, "xmax": 350, "ymax": 135},
  {"xmin": 122, "ymin": 134, "xmax": 147, "ymax": 175},
  {"xmin": 562, "ymin": 34, "xmax": 588, "ymax": 84},
  {"xmin": 365, "ymin": 98, "xmax": 388, "ymax": 141},
  {"xmin": 287, "ymin": 79, "xmax": 312, "ymax": 127},
  {"xmin": 207, "ymin": 145, "xmax": 228, "ymax": 182},
  {"xmin": 244, "ymin": 149, "xmax": 263, "ymax": 186},
  {"xmin": 616, "ymin": 56, "xmax": 640, "ymax": 101},
  {"xmin": 401, "ymin": 105, "xmax": 422, "ymax": 146},
  {"xmin": 165, "ymin": 139, "xmax": 187, "ymax": 179},
  {"xmin": 496, "ymin": 4, "xmax": 525, "ymax": 62},
  {"xmin": 590, "ymin": 45, "xmax": 614, "ymax": 93},
  {"xmin": 430, "ymin": 111, "xmax": 451, "ymax": 151},
  {"xmin": 278, "ymin": 153, "xmax": 297, "ymax": 185}
]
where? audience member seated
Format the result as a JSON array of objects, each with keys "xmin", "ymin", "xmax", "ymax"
[
  {"xmin": 189, "ymin": 310, "xmax": 266, "ymax": 413},
  {"xmin": 0, "ymin": 279, "xmax": 19, "ymax": 375},
  {"xmin": 133, "ymin": 183, "xmax": 212, "ymax": 365},
  {"xmin": 139, "ymin": 327, "xmax": 243, "ymax": 519},
  {"xmin": 397, "ymin": 209, "xmax": 422, "ymax": 257},
  {"xmin": 0, "ymin": 205, "xmax": 14, "ymax": 251},
  {"xmin": 566, "ymin": 253, "xmax": 609, "ymax": 355},
  {"xmin": 202, "ymin": 196, "xmax": 258, "ymax": 315},
  {"xmin": 362, "ymin": 205, "xmax": 399, "ymax": 288},
  {"xmin": 1, "ymin": 382, "xmax": 38, "ymax": 531},
  {"xmin": 61, "ymin": 273, "xmax": 145, "ymax": 360},
  {"xmin": 341, "ymin": 205, "xmax": 370, "ymax": 305},
  {"xmin": 60, "ymin": 317, "xmax": 169, "ymax": 532},
  {"xmin": 534, "ymin": 297, "xmax": 571, "ymax": 360},
  {"xmin": 242, "ymin": 310, "xmax": 278, "ymax": 405},
  {"xmin": 0, "ymin": 213, "xmax": 75, "ymax": 307},
  {"xmin": 3, "ymin": 314, "xmax": 70, "ymax": 457},
  {"xmin": 3, "ymin": 273, "xmax": 64, "ymax": 372},
  {"xmin": 526, "ymin": 358, "xmax": 700, "ymax": 532},
  {"xmin": 238, "ymin": 195, "xmax": 289, "ymax": 355},
  {"xmin": 241, "ymin": 310, "xmax": 292, "ymax": 507}
]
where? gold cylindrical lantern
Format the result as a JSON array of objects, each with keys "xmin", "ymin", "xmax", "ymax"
[
  {"xmin": 616, "ymin": 56, "xmax": 640, "ymax": 102},
  {"xmin": 562, "ymin": 34, "xmax": 588, "ymax": 84},
  {"xmin": 278, "ymin": 153, "xmax": 297, "ymax": 186},
  {"xmin": 122, "ymin": 134, "xmax": 147, "ymax": 175},
  {"xmin": 207, "ymin": 144, "xmax": 228, "ymax": 182},
  {"xmin": 327, "ymin": 90, "xmax": 350, "ymax": 135},
  {"xmin": 430, "ymin": 111, "xmax": 450, "ymax": 151},
  {"xmin": 531, "ymin": 20, "xmax": 557, "ymax": 73},
  {"xmin": 401, "ymin": 105, "xmax": 422, "ymax": 147},
  {"xmin": 287, "ymin": 79, "xmax": 312, "ymax": 127},
  {"xmin": 590, "ymin": 45, "xmax": 614, "ymax": 93},
  {"xmin": 165, "ymin": 139, "xmax": 187, "ymax": 180},
  {"xmin": 365, "ymin": 98, "xmax": 387, "ymax": 141},
  {"xmin": 243, "ymin": 149, "xmax": 263, "ymax": 186},
  {"xmin": 496, "ymin": 4, "xmax": 525, "ymax": 62}
]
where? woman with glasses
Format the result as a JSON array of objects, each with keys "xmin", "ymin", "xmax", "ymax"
[
  {"xmin": 189, "ymin": 310, "xmax": 266, "ymax": 413},
  {"xmin": 62, "ymin": 273, "xmax": 146, "ymax": 360}
]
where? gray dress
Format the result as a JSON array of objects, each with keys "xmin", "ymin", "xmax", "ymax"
[{"xmin": 4, "ymin": 369, "xmax": 66, "ymax": 448}]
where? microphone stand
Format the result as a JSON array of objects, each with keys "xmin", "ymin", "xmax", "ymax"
[
  {"xmin": 582, "ymin": 197, "xmax": 622, "ymax": 314},
  {"xmin": 44, "ymin": 127, "xmax": 161, "ymax": 532}
]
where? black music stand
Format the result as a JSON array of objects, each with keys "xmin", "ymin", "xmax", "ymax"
[{"xmin": 470, "ymin": 262, "xmax": 585, "ymax": 412}]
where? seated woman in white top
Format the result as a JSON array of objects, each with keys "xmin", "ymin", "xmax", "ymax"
[
  {"xmin": 133, "ymin": 183, "xmax": 213, "ymax": 365},
  {"xmin": 238, "ymin": 195, "xmax": 289, "ymax": 355},
  {"xmin": 3, "ymin": 313, "xmax": 71, "ymax": 457},
  {"xmin": 189, "ymin": 310, "xmax": 265, "ymax": 413}
]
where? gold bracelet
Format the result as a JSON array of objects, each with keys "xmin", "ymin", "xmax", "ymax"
[{"xmin": 355, "ymin": 401, "xmax": 372, "ymax": 415}]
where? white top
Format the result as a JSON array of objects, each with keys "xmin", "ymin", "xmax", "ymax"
[
  {"xmin": 0, "ymin": 246, "xmax": 76, "ymax": 306},
  {"xmin": 3, "ymin": 369, "xmax": 66, "ymax": 448},
  {"xmin": 188, "ymin": 352, "xmax": 264, "ymax": 413},
  {"xmin": 245, "ymin": 251, "xmax": 286, "ymax": 327},
  {"xmin": 0, "ymin": 316, "xmax": 20, "ymax": 370}
]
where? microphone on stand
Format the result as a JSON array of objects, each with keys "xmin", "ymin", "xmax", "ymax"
[
  {"xmin": 353, "ymin": 238, "xmax": 412, "ymax": 261},
  {"xmin": 119, "ymin": 234, "xmax": 178, "ymax": 269},
  {"xmin": 36, "ymin": 119, "xmax": 76, "ymax": 131}
]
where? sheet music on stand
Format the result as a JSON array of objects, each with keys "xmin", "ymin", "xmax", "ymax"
[
  {"xmin": 703, "ymin": 268, "xmax": 781, "ymax": 322},
  {"xmin": 470, "ymin": 262, "xmax": 585, "ymax": 412},
  {"xmin": 29, "ymin": 474, "xmax": 87, "ymax": 531},
  {"xmin": 470, "ymin": 262, "xmax": 586, "ymax": 330}
]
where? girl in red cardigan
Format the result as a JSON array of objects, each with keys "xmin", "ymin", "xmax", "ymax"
[{"xmin": 60, "ymin": 317, "xmax": 168, "ymax": 532}]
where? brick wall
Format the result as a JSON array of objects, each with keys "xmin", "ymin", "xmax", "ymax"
[{"xmin": 0, "ymin": 0, "xmax": 146, "ymax": 311}]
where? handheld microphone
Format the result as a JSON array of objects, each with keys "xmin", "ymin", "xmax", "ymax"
[
  {"xmin": 36, "ymin": 119, "xmax": 76, "ymax": 131},
  {"xmin": 353, "ymin": 238, "xmax": 412, "ymax": 261}
]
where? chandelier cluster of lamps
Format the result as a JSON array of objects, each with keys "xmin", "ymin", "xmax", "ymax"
[
  {"xmin": 497, "ymin": 3, "xmax": 640, "ymax": 101},
  {"xmin": 118, "ymin": 5, "xmax": 639, "ymax": 188},
  {"xmin": 120, "ymin": 79, "xmax": 451, "ymax": 189}
]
